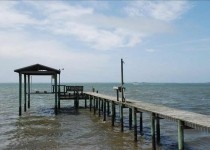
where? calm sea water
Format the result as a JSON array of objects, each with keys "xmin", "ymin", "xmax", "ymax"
[{"xmin": 1, "ymin": 83, "xmax": 210, "ymax": 150}]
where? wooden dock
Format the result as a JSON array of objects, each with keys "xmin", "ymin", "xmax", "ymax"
[{"xmin": 84, "ymin": 92, "xmax": 210, "ymax": 150}]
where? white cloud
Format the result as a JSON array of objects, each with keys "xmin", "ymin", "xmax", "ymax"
[
  {"xmin": 0, "ymin": 2, "xmax": 39, "ymax": 28},
  {"xmin": 125, "ymin": 1, "xmax": 192, "ymax": 21},
  {"xmin": 0, "ymin": 1, "xmax": 174, "ymax": 51}
]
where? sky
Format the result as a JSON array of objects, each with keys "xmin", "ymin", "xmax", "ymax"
[{"xmin": 0, "ymin": 0, "xmax": 210, "ymax": 83}]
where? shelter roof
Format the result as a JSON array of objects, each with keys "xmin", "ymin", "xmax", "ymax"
[{"xmin": 14, "ymin": 64, "xmax": 60, "ymax": 75}]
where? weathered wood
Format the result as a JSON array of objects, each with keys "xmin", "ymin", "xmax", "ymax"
[
  {"xmin": 84, "ymin": 92, "xmax": 210, "ymax": 132},
  {"xmin": 107, "ymin": 101, "xmax": 110, "ymax": 116},
  {"xmin": 24, "ymin": 74, "xmax": 27, "ymax": 112},
  {"xmin": 94, "ymin": 97, "xmax": 96, "ymax": 115},
  {"xmin": 85, "ymin": 95, "xmax": 87, "ymax": 108},
  {"xmin": 103, "ymin": 99, "xmax": 106, "ymax": 121},
  {"xmin": 151, "ymin": 113, "xmax": 156, "ymax": 150},
  {"xmin": 27, "ymin": 75, "xmax": 30, "ymax": 109},
  {"xmin": 111, "ymin": 101, "xmax": 115, "ymax": 127},
  {"xmin": 85, "ymin": 92, "xmax": 210, "ymax": 149},
  {"xmin": 178, "ymin": 120, "xmax": 184, "ymax": 150},
  {"xmin": 98, "ymin": 98, "xmax": 101, "ymax": 117},
  {"xmin": 19, "ymin": 73, "xmax": 22, "ymax": 116},
  {"xmin": 133, "ymin": 107, "xmax": 137, "ymax": 141},
  {"xmin": 139, "ymin": 112, "xmax": 143, "ymax": 135},
  {"xmin": 156, "ymin": 114, "xmax": 160, "ymax": 145},
  {"xmin": 129, "ymin": 108, "xmax": 132, "ymax": 130},
  {"xmin": 120, "ymin": 104, "xmax": 124, "ymax": 132},
  {"xmin": 89, "ymin": 95, "xmax": 92, "ymax": 111},
  {"xmin": 54, "ymin": 74, "xmax": 58, "ymax": 115}
]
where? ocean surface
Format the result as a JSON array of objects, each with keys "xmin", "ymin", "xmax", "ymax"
[{"xmin": 1, "ymin": 83, "xmax": 210, "ymax": 150}]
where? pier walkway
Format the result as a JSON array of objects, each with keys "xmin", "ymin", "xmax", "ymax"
[{"xmin": 84, "ymin": 92, "xmax": 210, "ymax": 150}]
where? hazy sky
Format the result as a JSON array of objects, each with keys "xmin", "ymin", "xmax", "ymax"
[{"xmin": 1, "ymin": 1, "xmax": 210, "ymax": 83}]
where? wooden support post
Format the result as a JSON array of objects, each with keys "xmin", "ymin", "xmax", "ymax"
[
  {"xmin": 89, "ymin": 96, "xmax": 92, "ymax": 111},
  {"xmin": 98, "ymin": 98, "xmax": 101, "ymax": 117},
  {"xmin": 75, "ymin": 92, "xmax": 79, "ymax": 111},
  {"xmin": 27, "ymin": 75, "xmax": 30, "ymax": 109},
  {"xmin": 111, "ymin": 101, "xmax": 115, "ymax": 127},
  {"xmin": 120, "ymin": 104, "xmax": 124, "ymax": 132},
  {"xmin": 85, "ymin": 95, "xmax": 87, "ymax": 109},
  {"xmin": 129, "ymin": 108, "xmax": 132, "ymax": 130},
  {"xmin": 139, "ymin": 112, "xmax": 143, "ymax": 135},
  {"xmin": 101, "ymin": 98, "xmax": 104, "ymax": 112},
  {"xmin": 133, "ymin": 108, "xmax": 137, "ymax": 141},
  {"xmin": 151, "ymin": 113, "xmax": 156, "ymax": 150},
  {"xmin": 58, "ymin": 74, "xmax": 60, "ymax": 109},
  {"xmin": 156, "ymin": 115, "xmax": 160, "ymax": 145},
  {"xmin": 58, "ymin": 95, "xmax": 60, "ymax": 109},
  {"xmin": 24, "ymin": 74, "xmax": 27, "ymax": 112},
  {"xmin": 19, "ymin": 73, "xmax": 22, "ymax": 116},
  {"xmin": 94, "ymin": 97, "xmax": 96, "ymax": 115},
  {"xmin": 74, "ymin": 98, "xmax": 76, "ymax": 108},
  {"xmin": 103, "ymin": 99, "xmax": 106, "ymax": 121},
  {"xmin": 58, "ymin": 97, "xmax": 60, "ymax": 109},
  {"xmin": 178, "ymin": 120, "xmax": 184, "ymax": 150},
  {"xmin": 54, "ymin": 74, "xmax": 58, "ymax": 115},
  {"xmin": 107, "ymin": 101, "xmax": 110, "ymax": 116},
  {"xmin": 96, "ymin": 97, "xmax": 98, "ymax": 110},
  {"xmin": 116, "ymin": 90, "xmax": 119, "ymax": 101}
]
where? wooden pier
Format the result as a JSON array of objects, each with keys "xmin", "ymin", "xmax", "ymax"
[{"xmin": 83, "ymin": 92, "xmax": 210, "ymax": 150}]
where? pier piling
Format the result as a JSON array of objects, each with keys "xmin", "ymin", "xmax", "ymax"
[
  {"xmin": 129, "ymin": 108, "xmax": 132, "ymax": 130},
  {"xmin": 19, "ymin": 73, "xmax": 22, "ymax": 116},
  {"xmin": 98, "ymin": 98, "xmax": 101, "ymax": 117},
  {"xmin": 156, "ymin": 115, "xmax": 160, "ymax": 145},
  {"xmin": 178, "ymin": 120, "xmax": 184, "ymax": 150},
  {"xmin": 89, "ymin": 96, "xmax": 92, "ymax": 111},
  {"xmin": 27, "ymin": 75, "xmax": 30, "ymax": 109},
  {"xmin": 139, "ymin": 112, "xmax": 143, "ymax": 135},
  {"xmin": 120, "ymin": 104, "xmax": 124, "ymax": 132},
  {"xmin": 133, "ymin": 107, "xmax": 137, "ymax": 141},
  {"xmin": 103, "ymin": 99, "xmax": 106, "ymax": 121},
  {"xmin": 24, "ymin": 74, "xmax": 27, "ymax": 112},
  {"xmin": 94, "ymin": 97, "xmax": 96, "ymax": 115},
  {"xmin": 151, "ymin": 113, "xmax": 156, "ymax": 150}
]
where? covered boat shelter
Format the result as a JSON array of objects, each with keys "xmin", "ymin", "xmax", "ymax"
[{"xmin": 14, "ymin": 64, "xmax": 61, "ymax": 116}]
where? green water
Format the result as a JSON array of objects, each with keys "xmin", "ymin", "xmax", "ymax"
[{"xmin": 1, "ymin": 83, "xmax": 210, "ymax": 149}]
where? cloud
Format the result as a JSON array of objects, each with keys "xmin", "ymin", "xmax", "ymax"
[
  {"xmin": 125, "ymin": 1, "xmax": 192, "ymax": 21},
  {"xmin": 0, "ymin": 2, "xmax": 39, "ymax": 28},
  {"xmin": 0, "ymin": 1, "xmax": 174, "ymax": 51}
]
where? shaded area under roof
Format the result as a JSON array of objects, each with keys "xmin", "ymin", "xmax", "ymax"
[{"xmin": 14, "ymin": 64, "xmax": 60, "ymax": 75}]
